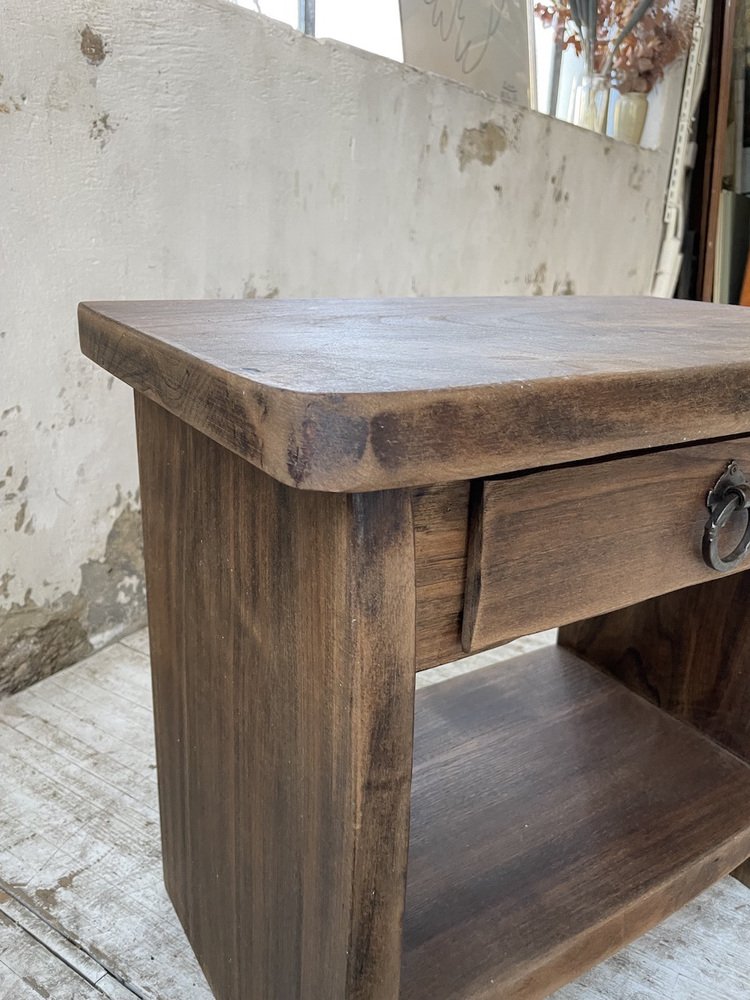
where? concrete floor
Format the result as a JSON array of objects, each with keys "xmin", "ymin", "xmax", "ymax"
[{"xmin": 0, "ymin": 629, "xmax": 749, "ymax": 999}]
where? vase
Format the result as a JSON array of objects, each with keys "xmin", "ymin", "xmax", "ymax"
[
  {"xmin": 613, "ymin": 92, "xmax": 648, "ymax": 145},
  {"xmin": 571, "ymin": 74, "xmax": 610, "ymax": 135}
]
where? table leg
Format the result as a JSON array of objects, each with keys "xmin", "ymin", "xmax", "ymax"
[{"xmin": 134, "ymin": 394, "xmax": 417, "ymax": 1000}]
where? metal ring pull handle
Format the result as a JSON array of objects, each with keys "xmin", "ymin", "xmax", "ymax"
[{"xmin": 703, "ymin": 462, "xmax": 750, "ymax": 573}]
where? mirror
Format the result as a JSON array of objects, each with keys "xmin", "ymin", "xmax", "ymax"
[{"xmin": 244, "ymin": 0, "xmax": 697, "ymax": 149}]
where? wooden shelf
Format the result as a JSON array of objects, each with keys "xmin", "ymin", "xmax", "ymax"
[{"xmin": 401, "ymin": 646, "xmax": 750, "ymax": 1000}]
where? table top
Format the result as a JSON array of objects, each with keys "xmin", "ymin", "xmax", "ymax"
[{"xmin": 79, "ymin": 296, "xmax": 750, "ymax": 491}]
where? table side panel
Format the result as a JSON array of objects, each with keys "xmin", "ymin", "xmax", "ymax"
[{"xmin": 135, "ymin": 394, "xmax": 416, "ymax": 1000}]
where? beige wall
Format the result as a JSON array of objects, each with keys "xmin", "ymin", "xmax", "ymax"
[{"xmin": 0, "ymin": 0, "xmax": 671, "ymax": 693}]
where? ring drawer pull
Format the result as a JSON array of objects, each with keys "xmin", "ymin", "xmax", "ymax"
[{"xmin": 703, "ymin": 462, "xmax": 750, "ymax": 573}]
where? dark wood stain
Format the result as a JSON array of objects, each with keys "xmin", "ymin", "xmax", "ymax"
[
  {"xmin": 463, "ymin": 437, "xmax": 750, "ymax": 653},
  {"xmin": 76, "ymin": 297, "xmax": 750, "ymax": 1000},
  {"xmin": 560, "ymin": 572, "xmax": 750, "ymax": 764},
  {"xmin": 402, "ymin": 646, "xmax": 750, "ymax": 1000},
  {"xmin": 412, "ymin": 481, "xmax": 471, "ymax": 670},
  {"xmin": 79, "ymin": 297, "xmax": 750, "ymax": 491},
  {"xmin": 136, "ymin": 396, "xmax": 416, "ymax": 1000},
  {"xmin": 370, "ymin": 411, "xmax": 406, "ymax": 471}
]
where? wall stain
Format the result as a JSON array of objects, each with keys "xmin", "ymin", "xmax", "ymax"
[
  {"xmin": 439, "ymin": 125, "xmax": 449, "ymax": 153},
  {"xmin": 0, "ymin": 593, "xmax": 92, "ymax": 697},
  {"xmin": 90, "ymin": 112, "xmax": 117, "ymax": 148},
  {"xmin": 14, "ymin": 500, "xmax": 27, "ymax": 532},
  {"xmin": 457, "ymin": 121, "xmax": 508, "ymax": 171},
  {"xmin": 629, "ymin": 163, "xmax": 645, "ymax": 191},
  {"xmin": 553, "ymin": 277, "xmax": 576, "ymax": 295},
  {"xmin": 0, "ymin": 92, "xmax": 23, "ymax": 116},
  {"xmin": 80, "ymin": 25, "xmax": 108, "ymax": 66},
  {"xmin": 551, "ymin": 159, "xmax": 567, "ymax": 204},
  {"xmin": 79, "ymin": 504, "xmax": 146, "ymax": 641},
  {"xmin": 0, "ymin": 501, "xmax": 146, "ymax": 697},
  {"xmin": 527, "ymin": 262, "xmax": 547, "ymax": 296},
  {"xmin": 244, "ymin": 277, "xmax": 280, "ymax": 299}
]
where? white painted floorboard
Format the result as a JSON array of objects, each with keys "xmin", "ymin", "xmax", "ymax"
[{"xmin": 0, "ymin": 629, "xmax": 748, "ymax": 999}]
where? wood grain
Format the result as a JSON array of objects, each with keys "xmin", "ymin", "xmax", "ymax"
[
  {"xmin": 79, "ymin": 297, "xmax": 750, "ymax": 491},
  {"xmin": 413, "ymin": 481, "xmax": 470, "ymax": 669},
  {"xmin": 463, "ymin": 437, "xmax": 750, "ymax": 653},
  {"xmin": 135, "ymin": 395, "xmax": 416, "ymax": 1000},
  {"xmin": 402, "ymin": 645, "xmax": 750, "ymax": 1000},
  {"xmin": 559, "ymin": 572, "xmax": 750, "ymax": 765}
]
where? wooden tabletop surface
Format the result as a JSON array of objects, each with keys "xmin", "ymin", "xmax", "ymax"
[{"xmin": 79, "ymin": 297, "xmax": 750, "ymax": 491}]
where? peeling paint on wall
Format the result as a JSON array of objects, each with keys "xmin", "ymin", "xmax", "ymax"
[
  {"xmin": 79, "ymin": 504, "xmax": 146, "ymax": 644},
  {"xmin": 0, "ymin": 503, "xmax": 145, "ymax": 696},
  {"xmin": 1, "ymin": 0, "xmax": 669, "ymax": 697},
  {"xmin": 0, "ymin": 595, "xmax": 92, "ymax": 697},
  {"xmin": 457, "ymin": 121, "xmax": 509, "ymax": 170},
  {"xmin": 80, "ymin": 25, "xmax": 108, "ymax": 66}
]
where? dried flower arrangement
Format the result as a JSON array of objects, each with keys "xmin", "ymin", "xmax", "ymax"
[
  {"xmin": 611, "ymin": 1, "xmax": 695, "ymax": 93},
  {"xmin": 535, "ymin": 0, "xmax": 694, "ymax": 93}
]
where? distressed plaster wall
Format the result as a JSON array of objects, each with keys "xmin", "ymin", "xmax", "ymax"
[{"xmin": 0, "ymin": 0, "xmax": 671, "ymax": 694}]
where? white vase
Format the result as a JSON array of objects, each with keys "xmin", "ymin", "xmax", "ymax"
[{"xmin": 614, "ymin": 92, "xmax": 648, "ymax": 145}]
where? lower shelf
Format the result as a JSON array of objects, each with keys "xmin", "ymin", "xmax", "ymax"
[{"xmin": 401, "ymin": 646, "xmax": 750, "ymax": 1000}]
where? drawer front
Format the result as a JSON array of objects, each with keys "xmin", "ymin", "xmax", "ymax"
[{"xmin": 462, "ymin": 437, "xmax": 750, "ymax": 654}]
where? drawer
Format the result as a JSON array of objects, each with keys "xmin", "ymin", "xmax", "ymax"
[{"xmin": 462, "ymin": 437, "xmax": 750, "ymax": 654}]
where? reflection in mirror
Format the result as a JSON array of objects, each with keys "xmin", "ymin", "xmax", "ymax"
[
  {"xmin": 534, "ymin": 0, "xmax": 696, "ymax": 144},
  {"xmin": 400, "ymin": 0, "xmax": 537, "ymax": 107},
  {"xmin": 242, "ymin": 0, "xmax": 701, "ymax": 150}
]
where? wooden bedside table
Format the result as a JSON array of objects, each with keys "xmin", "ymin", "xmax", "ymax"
[{"xmin": 79, "ymin": 296, "xmax": 750, "ymax": 1000}]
